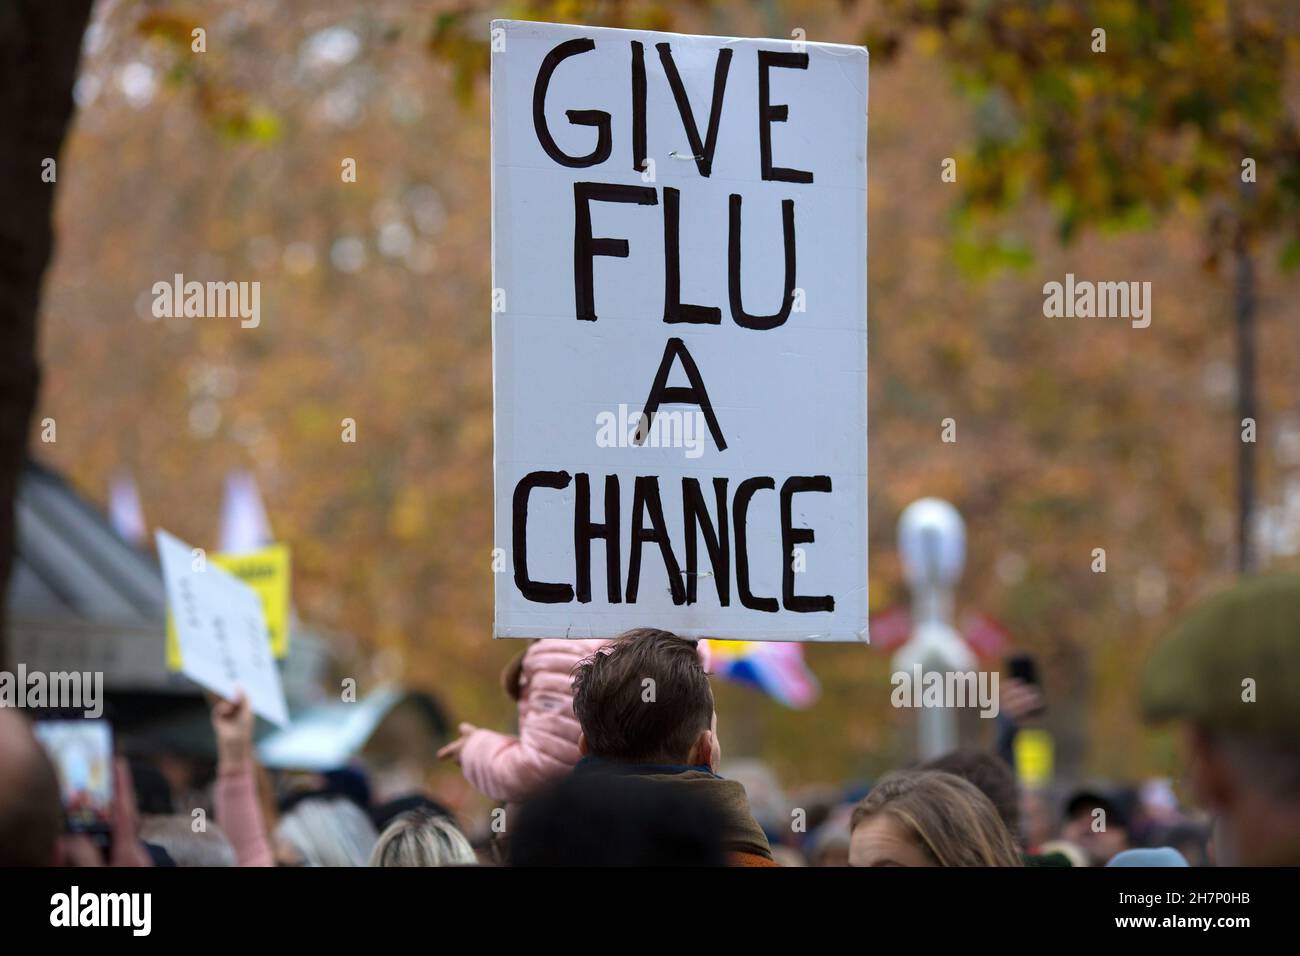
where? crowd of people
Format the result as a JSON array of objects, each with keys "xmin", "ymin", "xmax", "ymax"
[{"xmin": 1, "ymin": 571, "xmax": 1297, "ymax": 867}]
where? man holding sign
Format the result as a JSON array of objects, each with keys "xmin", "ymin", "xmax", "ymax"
[{"xmin": 492, "ymin": 20, "xmax": 868, "ymax": 643}]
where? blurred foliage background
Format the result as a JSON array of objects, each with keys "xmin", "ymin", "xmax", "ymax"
[{"xmin": 34, "ymin": 0, "xmax": 1300, "ymax": 789}]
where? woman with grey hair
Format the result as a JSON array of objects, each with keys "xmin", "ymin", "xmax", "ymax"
[
  {"xmin": 368, "ymin": 809, "xmax": 477, "ymax": 867},
  {"xmin": 274, "ymin": 796, "xmax": 378, "ymax": 867},
  {"xmin": 140, "ymin": 815, "xmax": 238, "ymax": 867}
]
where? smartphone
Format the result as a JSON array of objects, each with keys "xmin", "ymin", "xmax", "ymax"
[
  {"xmin": 1006, "ymin": 653, "xmax": 1046, "ymax": 717},
  {"xmin": 32, "ymin": 717, "xmax": 114, "ymax": 853}
]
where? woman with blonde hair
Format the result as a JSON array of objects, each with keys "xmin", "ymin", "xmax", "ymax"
[
  {"xmin": 368, "ymin": 809, "xmax": 477, "ymax": 867},
  {"xmin": 849, "ymin": 769, "xmax": 1023, "ymax": 867}
]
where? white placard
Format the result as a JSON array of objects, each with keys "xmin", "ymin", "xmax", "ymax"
[
  {"xmin": 157, "ymin": 529, "xmax": 289, "ymax": 725},
  {"xmin": 492, "ymin": 20, "xmax": 868, "ymax": 641}
]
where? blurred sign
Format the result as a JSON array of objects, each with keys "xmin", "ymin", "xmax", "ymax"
[
  {"xmin": 157, "ymin": 530, "xmax": 288, "ymax": 726},
  {"xmin": 167, "ymin": 543, "xmax": 291, "ymax": 667},
  {"xmin": 868, "ymin": 608, "xmax": 1009, "ymax": 658},
  {"xmin": 1014, "ymin": 728, "xmax": 1055, "ymax": 787},
  {"xmin": 491, "ymin": 20, "xmax": 868, "ymax": 641}
]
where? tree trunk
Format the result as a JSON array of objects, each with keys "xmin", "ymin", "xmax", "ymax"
[
  {"xmin": 1234, "ymin": 225, "xmax": 1257, "ymax": 574},
  {"xmin": 0, "ymin": 0, "xmax": 94, "ymax": 668}
]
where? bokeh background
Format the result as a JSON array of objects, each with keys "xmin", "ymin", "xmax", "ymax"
[{"xmin": 28, "ymin": 0, "xmax": 1300, "ymax": 791}]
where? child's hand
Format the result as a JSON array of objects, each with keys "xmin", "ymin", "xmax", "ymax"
[{"xmin": 436, "ymin": 722, "xmax": 479, "ymax": 764}]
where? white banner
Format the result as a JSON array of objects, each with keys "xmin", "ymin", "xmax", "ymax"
[
  {"xmin": 157, "ymin": 530, "xmax": 289, "ymax": 725},
  {"xmin": 492, "ymin": 20, "xmax": 868, "ymax": 641}
]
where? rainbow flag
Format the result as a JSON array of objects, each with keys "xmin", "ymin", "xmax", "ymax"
[{"xmin": 702, "ymin": 640, "xmax": 820, "ymax": 709}]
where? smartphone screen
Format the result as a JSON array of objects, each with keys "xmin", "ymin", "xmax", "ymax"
[
  {"xmin": 1008, "ymin": 653, "xmax": 1040, "ymax": 688},
  {"xmin": 33, "ymin": 719, "xmax": 114, "ymax": 836},
  {"xmin": 1006, "ymin": 654, "xmax": 1046, "ymax": 717}
]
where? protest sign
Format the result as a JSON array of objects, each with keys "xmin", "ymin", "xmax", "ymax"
[
  {"xmin": 492, "ymin": 20, "xmax": 868, "ymax": 641},
  {"xmin": 166, "ymin": 543, "xmax": 291, "ymax": 669},
  {"xmin": 157, "ymin": 530, "xmax": 289, "ymax": 725},
  {"xmin": 1015, "ymin": 729, "xmax": 1055, "ymax": 788}
]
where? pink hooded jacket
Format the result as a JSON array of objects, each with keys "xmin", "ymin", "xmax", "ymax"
[
  {"xmin": 460, "ymin": 637, "xmax": 714, "ymax": 804},
  {"xmin": 459, "ymin": 639, "xmax": 607, "ymax": 804}
]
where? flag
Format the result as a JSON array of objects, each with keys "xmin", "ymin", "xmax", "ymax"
[
  {"xmin": 218, "ymin": 470, "xmax": 273, "ymax": 553},
  {"xmin": 108, "ymin": 473, "xmax": 147, "ymax": 545},
  {"xmin": 867, "ymin": 607, "xmax": 1010, "ymax": 660},
  {"xmin": 703, "ymin": 640, "xmax": 820, "ymax": 709}
]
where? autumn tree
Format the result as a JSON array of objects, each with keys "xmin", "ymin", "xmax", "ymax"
[
  {"xmin": 863, "ymin": 0, "xmax": 1300, "ymax": 572},
  {"xmin": 31, "ymin": 0, "xmax": 1300, "ymax": 782}
]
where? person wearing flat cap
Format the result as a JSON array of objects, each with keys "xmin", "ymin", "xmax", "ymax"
[{"xmin": 1141, "ymin": 572, "xmax": 1300, "ymax": 866}]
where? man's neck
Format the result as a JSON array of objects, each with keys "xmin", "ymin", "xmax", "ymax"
[
  {"xmin": 1228, "ymin": 794, "xmax": 1300, "ymax": 865},
  {"xmin": 578, "ymin": 754, "xmax": 712, "ymax": 775}
]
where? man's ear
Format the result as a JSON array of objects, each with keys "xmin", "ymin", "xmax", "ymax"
[
  {"xmin": 685, "ymin": 728, "xmax": 713, "ymax": 768},
  {"xmin": 1184, "ymin": 724, "xmax": 1234, "ymax": 812},
  {"xmin": 578, "ymin": 732, "xmax": 589, "ymax": 756}
]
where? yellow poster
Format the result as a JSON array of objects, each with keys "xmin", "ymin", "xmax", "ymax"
[
  {"xmin": 1014, "ymin": 728, "xmax": 1055, "ymax": 788},
  {"xmin": 167, "ymin": 543, "xmax": 291, "ymax": 668}
]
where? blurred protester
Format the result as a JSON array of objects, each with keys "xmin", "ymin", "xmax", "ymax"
[
  {"xmin": 1037, "ymin": 840, "xmax": 1088, "ymax": 868},
  {"xmin": 276, "ymin": 766, "xmax": 375, "ymax": 820},
  {"xmin": 1157, "ymin": 819, "xmax": 1212, "ymax": 867},
  {"xmin": 723, "ymin": 757, "xmax": 789, "ymax": 845},
  {"xmin": 275, "ymin": 795, "xmax": 377, "ymax": 866},
  {"xmin": 1137, "ymin": 779, "xmax": 1182, "ymax": 833},
  {"xmin": 511, "ymin": 772, "xmax": 727, "ymax": 866},
  {"xmin": 440, "ymin": 636, "xmax": 710, "ymax": 808},
  {"xmin": 437, "ymin": 639, "xmax": 606, "ymax": 804},
  {"xmin": 370, "ymin": 793, "xmax": 454, "ymax": 834},
  {"xmin": 2, "ymin": 708, "xmax": 154, "ymax": 867},
  {"xmin": 805, "ymin": 805, "xmax": 854, "ymax": 867},
  {"xmin": 319, "ymin": 767, "xmax": 371, "ymax": 813},
  {"xmin": 129, "ymin": 759, "xmax": 176, "ymax": 816},
  {"xmin": 1208, "ymin": 819, "xmax": 1222, "ymax": 866},
  {"xmin": 922, "ymin": 749, "xmax": 1074, "ymax": 864},
  {"xmin": 788, "ymin": 783, "xmax": 843, "ymax": 839},
  {"xmin": 849, "ymin": 770, "xmax": 1022, "ymax": 867},
  {"xmin": 770, "ymin": 845, "xmax": 808, "ymax": 866},
  {"xmin": 995, "ymin": 673, "xmax": 1045, "ymax": 769},
  {"xmin": 211, "ymin": 692, "xmax": 274, "ymax": 867},
  {"xmin": 139, "ymin": 815, "xmax": 237, "ymax": 866},
  {"xmin": 1106, "ymin": 847, "xmax": 1189, "ymax": 867},
  {"xmin": 1059, "ymin": 788, "xmax": 1133, "ymax": 866},
  {"xmin": 1019, "ymin": 787, "xmax": 1057, "ymax": 851},
  {"xmin": 0, "ymin": 708, "xmax": 62, "ymax": 865},
  {"xmin": 570, "ymin": 628, "xmax": 775, "ymax": 865},
  {"xmin": 923, "ymin": 749, "xmax": 1020, "ymax": 842},
  {"xmin": 368, "ymin": 808, "xmax": 477, "ymax": 867},
  {"xmin": 1141, "ymin": 572, "xmax": 1300, "ymax": 866}
]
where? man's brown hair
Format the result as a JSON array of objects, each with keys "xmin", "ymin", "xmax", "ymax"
[{"xmin": 572, "ymin": 628, "xmax": 713, "ymax": 764}]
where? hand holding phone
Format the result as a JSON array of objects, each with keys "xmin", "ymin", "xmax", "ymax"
[
  {"xmin": 36, "ymin": 719, "xmax": 153, "ymax": 866},
  {"xmin": 33, "ymin": 718, "xmax": 114, "ymax": 850},
  {"xmin": 1004, "ymin": 653, "xmax": 1046, "ymax": 720}
]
